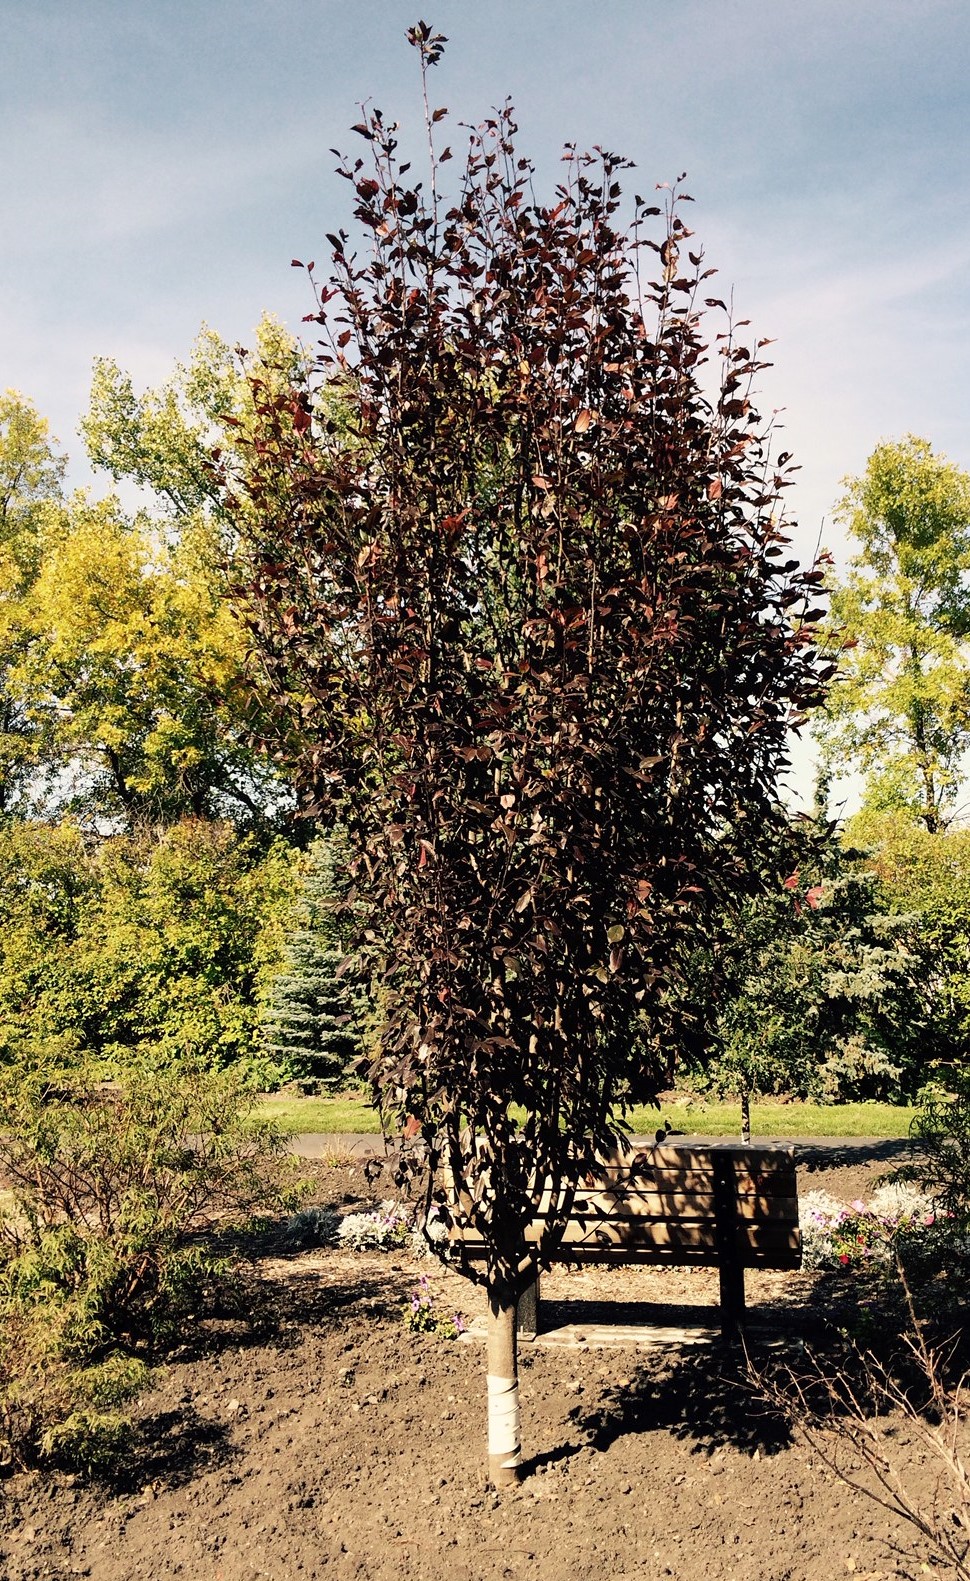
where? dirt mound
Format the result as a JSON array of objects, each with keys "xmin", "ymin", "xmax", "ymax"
[{"xmin": 0, "ymin": 1152, "xmax": 934, "ymax": 1581}]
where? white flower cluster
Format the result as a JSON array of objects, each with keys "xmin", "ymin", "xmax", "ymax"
[
  {"xmin": 337, "ymin": 1199, "xmax": 414, "ymax": 1251},
  {"xmin": 331, "ymin": 1199, "xmax": 454, "ymax": 1257},
  {"xmin": 869, "ymin": 1181, "xmax": 938, "ymax": 1220},
  {"xmin": 283, "ymin": 1198, "xmax": 455, "ymax": 1256},
  {"xmin": 409, "ymin": 1204, "xmax": 451, "ymax": 1258},
  {"xmin": 799, "ymin": 1189, "xmax": 849, "ymax": 1271}
]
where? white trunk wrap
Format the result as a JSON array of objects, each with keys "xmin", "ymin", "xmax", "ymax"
[{"xmin": 487, "ymin": 1373, "xmax": 521, "ymax": 1465}]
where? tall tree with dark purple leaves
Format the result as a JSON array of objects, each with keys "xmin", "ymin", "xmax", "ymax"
[{"xmin": 229, "ymin": 23, "xmax": 832, "ymax": 1486}]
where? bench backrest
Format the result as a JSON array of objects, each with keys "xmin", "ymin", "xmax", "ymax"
[
  {"xmin": 450, "ymin": 1140, "xmax": 800, "ymax": 1271},
  {"xmin": 549, "ymin": 1140, "xmax": 800, "ymax": 1269}
]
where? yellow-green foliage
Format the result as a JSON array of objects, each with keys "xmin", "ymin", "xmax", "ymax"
[
  {"xmin": 9, "ymin": 494, "xmax": 260, "ymax": 826},
  {"xmin": 0, "ymin": 1057, "xmax": 292, "ymax": 1470},
  {"xmin": 0, "ymin": 819, "xmax": 300, "ymax": 1078},
  {"xmin": 0, "ymin": 390, "xmax": 67, "ymax": 812},
  {"xmin": 1, "ymin": 323, "xmax": 312, "ymax": 831},
  {"xmin": 848, "ymin": 810, "xmax": 970, "ymax": 1056},
  {"xmin": 819, "ymin": 436, "xmax": 970, "ymax": 832}
]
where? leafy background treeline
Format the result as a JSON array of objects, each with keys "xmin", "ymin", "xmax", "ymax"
[
  {"xmin": 3, "ymin": 322, "xmax": 970, "ymax": 1105},
  {"xmin": 0, "ymin": 323, "xmax": 364, "ymax": 1091}
]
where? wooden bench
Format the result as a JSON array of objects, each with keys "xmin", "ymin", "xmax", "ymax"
[{"xmin": 454, "ymin": 1140, "xmax": 801, "ymax": 1342}]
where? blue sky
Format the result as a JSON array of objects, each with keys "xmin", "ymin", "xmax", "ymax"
[{"xmin": 3, "ymin": 0, "xmax": 969, "ymax": 801}]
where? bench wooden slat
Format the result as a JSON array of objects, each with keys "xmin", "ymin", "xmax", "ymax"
[
  {"xmin": 561, "ymin": 1191, "xmax": 798, "ymax": 1222},
  {"xmin": 559, "ymin": 1220, "xmax": 800, "ymax": 1255},
  {"xmin": 578, "ymin": 1157, "xmax": 799, "ymax": 1182},
  {"xmin": 596, "ymin": 1162, "xmax": 794, "ymax": 1182},
  {"xmin": 455, "ymin": 1218, "xmax": 799, "ymax": 1256},
  {"xmin": 601, "ymin": 1143, "xmax": 796, "ymax": 1170},
  {"xmin": 541, "ymin": 1244, "xmax": 803, "ymax": 1270},
  {"xmin": 532, "ymin": 1179, "xmax": 798, "ymax": 1210}
]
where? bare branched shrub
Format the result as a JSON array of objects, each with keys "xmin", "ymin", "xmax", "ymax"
[{"xmin": 750, "ymin": 1305, "xmax": 970, "ymax": 1580}]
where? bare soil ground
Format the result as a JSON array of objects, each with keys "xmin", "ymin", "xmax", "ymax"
[{"xmin": 0, "ymin": 1145, "xmax": 951, "ymax": 1581}]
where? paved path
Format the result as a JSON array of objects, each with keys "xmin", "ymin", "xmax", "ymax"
[{"xmin": 286, "ymin": 1132, "xmax": 913, "ymax": 1165}]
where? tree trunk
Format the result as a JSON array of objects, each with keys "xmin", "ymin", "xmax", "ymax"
[
  {"xmin": 486, "ymin": 1290, "xmax": 523, "ymax": 1489},
  {"xmin": 740, "ymin": 1089, "xmax": 751, "ymax": 1146}
]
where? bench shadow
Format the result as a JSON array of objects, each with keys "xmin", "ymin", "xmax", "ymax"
[
  {"xmin": 537, "ymin": 1297, "xmax": 725, "ymax": 1332},
  {"xmin": 573, "ymin": 1342, "xmax": 794, "ymax": 1459},
  {"xmin": 534, "ymin": 1295, "xmax": 824, "ymax": 1338}
]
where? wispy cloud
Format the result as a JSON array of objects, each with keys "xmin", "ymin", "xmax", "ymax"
[{"xmin": 0, "ymin": 105, "xmax": 334, "ymax": 253}]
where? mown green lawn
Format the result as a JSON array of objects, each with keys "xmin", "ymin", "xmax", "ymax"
[
  {"xmin": 259, "ymin": 1093, "xmax": 916, "ymax": 1140},
  {"xmin": 644, "ymin": 1099, "xmax": 916, "ymax": 1138},
  {"xmin": 260, "ymin": 1093, "xmax": 384, "ymax": 1134}
]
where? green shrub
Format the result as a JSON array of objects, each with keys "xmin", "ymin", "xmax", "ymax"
[
  {"xmin": 0, "ymin": 818, "xmax": 300, "ymax": 1082},
  {"xmin": 904, "ymin": 1070, "xmax": 970, "ymax": 1226},
  {"xmin": 0, "ymin": 1056, "xmax": 294, "ymax": 1470}
]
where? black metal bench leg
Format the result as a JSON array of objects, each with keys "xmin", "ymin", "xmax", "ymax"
[
  {"xmin": 718, "ymin": 1258, "xmax": 745, "ymax": 1342},
  {"xmin": 712, "ymin": 1153, "xmax": 745, "ymax": 1342},
  {"xmin": 517, "ymin": 1276, "xmax": 540, "ymax": 1340}
]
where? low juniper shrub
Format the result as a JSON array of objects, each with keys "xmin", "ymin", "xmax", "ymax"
[
  {"xmin": 0, "ymin": 1055, "xmax": 294, "ymax": 1471},
  {"xmin": 284, "ymin": 1205, "xmax": 341, "ymax": 1249}
]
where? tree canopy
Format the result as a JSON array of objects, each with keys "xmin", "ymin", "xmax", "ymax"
[
  {"xmin": 695, "ymin": 846, "xmax": 931, "ymax": 1110},
  {"xmin": 0, "ymin": 327, "xmax": 314, "ymax": 833},
  {"xmin": 0, "ymin": 392, "xmax": 66, "ymax": 812},
  {"xmin": 820, "ymin": 436, "xmax": 970, "ymax": 831},
  {"xmin": 0, "ymin": 816, "xmax": 297, "ymax": 1077},
  {"xmin": 848, "ymin": 807, "xmax": 970, "ymax": 1063}
]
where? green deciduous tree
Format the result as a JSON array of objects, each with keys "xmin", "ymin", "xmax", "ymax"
[
  {"xmin": 230, "ymin": 30, "xmax": 830, "ymax": 1485},
  {"xmin": 10, "ymin": 495, "xmax": 270, "ymax": 828},
  {"xmin": 82, "ymin": 315, "xmax": 309, "ymax": 528},
  {"xmin": 69, "ymin": 317, "xmax": 323, "ymax": 832},
  {"xmin": 819, "ymin": 436, "xmax": 970, "ymax": 831},
  {"xmin": 0, "ymin": 819, "xmax": 96, "ymax": 1061},
  {"xmin": 676, "ymin": 800, "xmax": 931, "ymax": 1135},
  {"xmin": 0, "ymin": 389, "xmax": 64, "ymax": 558},
  {"xmin": 703, "ymin": 865, "xmax": 930, "ymax": 1124},
  {"xmin": 0, "ymin": 325, "xmax": 318, "ymax": 832},
  {"xmin": 0, "ymin": 818, "xmax": 295, "ymax": 1076},
  {"xmin": 0, "ymin": 391, "xmax": 67, "ymax": 811},
  {"xmin": 848, "ymin": 807, "xmax": 970, "ymax": 1062}
]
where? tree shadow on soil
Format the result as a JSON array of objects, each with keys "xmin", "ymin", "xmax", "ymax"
[
  {"xmin": 103, "ymin": 1408, "xmax": 237, "ymax": 1495},
  {"xmin": 796, "ymin": 1138, "xmax": 914, "ymax": 1171},
  {"xmin": 259, "ymin": 1265, "xmax": 416, "ymax": 1334},
  {"xmin": 169, "ymin": 1264, "xmax": 413, "ymax": 1365}
]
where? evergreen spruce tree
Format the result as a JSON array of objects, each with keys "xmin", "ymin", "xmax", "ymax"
[{"xmin": 260, "ymin": 836, "xmax": 365, "ymax": 1088}]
